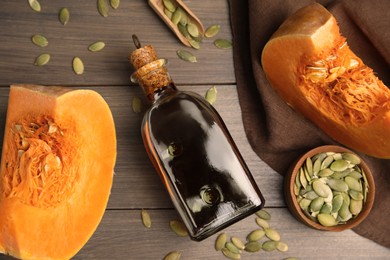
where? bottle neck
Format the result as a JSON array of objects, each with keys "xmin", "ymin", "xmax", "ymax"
[{"xmin": 148, "ymin": 82, "xmax": 178, "ymax": 102}]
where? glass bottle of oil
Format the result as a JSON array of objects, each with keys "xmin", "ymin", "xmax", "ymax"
[{"xmin": 129, "ymin": 36, "xmax": 265, "ymax": 241}]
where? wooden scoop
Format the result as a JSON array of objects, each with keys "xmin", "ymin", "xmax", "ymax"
[{"xmin": 148, "ymin": 0, "xmax": 205, "ymax": 47}]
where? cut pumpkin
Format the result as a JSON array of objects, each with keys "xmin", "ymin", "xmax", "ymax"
[
  {"xmin": 261, "ymin": 3, "xmax": 390, "ymax": 158},
  {"xmin": 0, "ymin": 85, "xmax": 116, "ymax": 259}
]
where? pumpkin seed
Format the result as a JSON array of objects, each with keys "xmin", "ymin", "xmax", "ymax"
[
  {"xmin": 72, "ymin": 57, "xmax": 84, "ymax": 75},
  {"xmin": 298, "ymin": 198, "xmax": 311, "ymax": 211},
  {"xmin": 303, "ymin": 190, "xmax": 319, "ymax": 200},
  {"xmin": 178, "ymin": 7, "xmax": 188, "ymax": 26},
  {"xmin": 338, "ymin": 201, "xmax": 352, "ymax": 221},
  {"xmin": 110, "ymin": 0, "xmax": 120, "ymax": 9},
  {"xmin": 171, "ymin": 8, "xmax": 182, "ymax": 25},
  {"xmin": 276, "ymin": 241, "xmax": 289, "ymax": 252},
  {"xmin": 164, "ymin": 8, "xmax": 173, "ymax": 19},
  {"xmin": 313, "ymin": 158, "xmax": 322, "ymax": 175},
  {"xmin": 332, "ymin": 168, "xmax": 353, "ymax": 179},
  {"xmin": 255, "ymin": 217, "xmax": 269, "ymax": 229},
  {"xmin": 265, "ymin": 228, "xmax": 280, "ymax": 241},
  {"xmin": 176, "ymin": 50, "xmax": 197, "ymax": 62},
  {"xmin": 205, "ymin": 86, "xmax": 217, "ymax": 105},
  {"xmin": 231, "ymin": 236, "xmax": 245, "ymax": 250},
  {"xmin": 262, "ymin": 241, "xmax": 278, "ymax": 251},
  {"xmin": 350, "ymin": 199, "xmax": 363, "ymax": 215},
  {"xmin": 299, "ymin": 168, "xmax": 308, "ymax": 190},
  {"xmin": 141, "ymin": 209, "xmax": 151, "ymax": 228},
  {"xmin": 222, "ymin": 247, "xmax": 241, "ymax": 259},
  {"xmin": 97, "ymin": 0, "xmax": 109, "ymax": 17},
  {"xmin": 345, "ymin": 176, "xmax": 362, "ymax": 191},
  {"xmin": 163, "ymin": 251, "xmax": 181, "ymax": 260},
  {"xmin": 28, "ymin": 0, "xmax": 41, "ymax": 12},
  {"xmin": 332, "ymin": 153, "xmax": 343, "ymax": 160},
  {"xmin": 59, "ymin": 7, "xmax": 70, "ymax": 25},
  {"xmin": 310, "ymin": 197, "xmax": 324, "ymax": 212},
  {"xmin": 327, "ymin": 178, "xmax": 349, "ymax": 192},
  {"xmin": 188, "ymin": 38, "xmax": 200, "ymax": 49},
  {"xmin": 215, "ymin": 233, "xmax": 227, "ymax": 251},
  {"xmin": 214, "ymin": 39, "xmax": 233, "ymax": 49},
  {"xmin": 331, "ymin": 194, "xmax": 344, "ymax": 213},
  {"xmin": 318, "ymin": 168, "xmax": 333, "ymax": 177},
  {"xmin": 225, "ymin": 242, "xmax": 241, "ymax": 254},
  {"xmin": 187, "ymin": 23, "xmax": 199, "ymax": 38},
  {"xmin": 342, "ymin": 153, "xmax": 361, "ymax": 164},
  {"xmin": 169, "ymin": 220, "xmax": 188, "ymax": 237},
  {"xmin": 330, "ymin": 159, "xmax": 349, "ymax": 172},
  {"xmin": 348, "ymin": 170, "xmax": 363, "ymax": 179},
  {"xmin": 305, "ymin": 157, "xmax": 313, "ymax": 176},
  {"xmin": 32, "ymin": 34, "xmax": 48, "ymax": 47},
  {"xmin": 205, "ymin": 25, "xmax": 221, "ymax": 38},
  {"xmin": 312, "ymin": 179, "xmax": 332, "ymax": 198},
  {"xmin": 163, "ymin": 0, "xmax": 176, "ymax": 13},
  {"xmin": 34, "ymin": 53, "xmax": 50, "ymax": 66},
  {"xmin": 317, "ymin": 213, "xmax": 337, "ymax": 227},
  {"xmin": 246, "ymin": 229, "xmax": 265, "ymax": 242},
  {"xmin": 321, "ymin": 155, "xmax": 334, "ymax": 169},
  {"xmin": 255, "ymin": 209, "xmax": 271, "ymax": 220},
  {"xmin": 320, "ymin": 202, "xmax": 332, "ymax": 214},
  {"xmin": 244, "ymin": 241, "xmax": 262, "ymax": 252},
  {"xmin": 178, "ymin": 23, "xmax": 190, "ymax": 38},
  {"xmin": 88, "ymin": 41, "xmax": 106, "ymax": 52}
]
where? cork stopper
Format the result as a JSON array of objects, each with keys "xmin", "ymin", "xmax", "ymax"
[{"xmin": 129, "ymin": 35, "xmax": 172, "ymax": 99}]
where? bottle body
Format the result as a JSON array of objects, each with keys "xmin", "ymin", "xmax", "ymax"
[{"xmin": 141, "ymin": 85, "xmax": 265, "ymax": 241}]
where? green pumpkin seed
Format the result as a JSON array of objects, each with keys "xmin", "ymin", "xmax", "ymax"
[
  {"xmin": 88, "ymin": 41, "xmax": 106, "ymax": 52},
  {"xmin": 265, "ymin": 228, "xmax": 280, "ymax": 241},
  {"xmin": 330, "ymin": 159, "xmax": 349, "ymax": 172},
  {"xmin": 321, "ymin": 155, "xmax": 334, "ymax": 169},
  {"xmin": 318, "ymin": 168, "xmax": 334, "ymax": 177},
  {"xmin": 303, "ymin": 190, "xmax": 319, "ymax": 200},
  {"xmin": 72, "ymin": 57, "xmax": 84, "ymax": 75},
  {"xmin": 262, "ymin": 241, "xmax": 278, "ymax": 251},
  {"xmin": 345, "ymin": 176, "xmax": 362, "ymax": 191},
  {"xmin": 141, "ymin": 209, "xmax": 151, "ymax": 228},
  {"xmin": 163, "ymin": 251, "xmax": 181, "ymax": 260},
  {"xmin": 132, "ymin": 97, "xmax": 142, "ymax": 113},
  {"xmin": 305, "ymin": 157, "xmax": 313, "ymax": 176},
  {"xmin": 342, "ymin": 153, "xmax": 361, "ymax": 164},
  {"xmin": 312, "ymin": 179, "xmax": 332, "ymax": 198},
  {"xmin": 349, "ymin": 190, "xmax": 363, "ymax": 201},
  {"xmin": 304, "ymin": 166, "xmax": 311, "ymax": 183},
  {"xmin": 255, "ymin": 209, "xmax": 271, "ymax": 220},
  {"xmin": 222, "ymin": 247, "xmax": 241, "ymax": 260},
  {"xmin": 28, "ymin": 0, "xmax": 41, "ymax": 12},
  {"xmin": 176, "ymin": 50, "xmax": 197, "ymax": 63},
  {"xmin": 226, "ymin": 242, "xmax": 241, "ymax": 254},
  {"xmin": 178, "ymin": 7, "xmax": 188, "ymax": 25},
  {"xmin": 34, "ymin": 53, "xmax": 50, "ymax": 66},
  {"xmin": 327, "ymin": 178, "xmax": 349, "ymax": 192},
  {"xmin": 205, "ymin": 86, "xmax": 217, "ymax": 105},
  {"xmin": 214, "ymin": 39, "xmax": 233, "ymax": 49},
  {"xmin": 186, "ymin": 23, "xmax": 199, "ymax": 37},
  {"xmin": 350, "ymin": 199, "xmax": 363, "ymax": 215},
  {"xmin": 32, "ymin": 34, "xmax": 48, "ymax": 47},
  {"xmin": 313, "ymin": 158, "xmax": 322, "ymax": 175},
  {"xmin": 338, "ymin": 201, "xmax": 352, "ymax": 221},
  {"xmin": 247, "ymin": 229, "xmax": 265, "ymax": 242},
  {"xmin": 215, "ymin": 233, "xmax": 227, "ymax": 251},
  {"xmin": 188, "ymin": 38, "xmax": 201, "ymax": 49},
  {"xmin": 110, "ymin": 0, "xmax": 120, "ymax": 9},
  {"xmin": 293, "ymin": 183, "xmax": 300, "ymax": 196},
  {"xmin": 332, "ymin": 168, "xmax": 353, "ymax": 179},
  {"xmin": 348, "ymin": 170, "xmax": 363, "ymax": 179},
  {"xmin": 59, "ymin": 7, "xmax": 70, "ymax": 25},
  {"xmin": 171, "ymin": 8, "xmax": 182, "ymax": 25},
  {"xmin": 317, "ymin": 213, "xmax": 337, "ymax": 226},
  {"xmin": 320, "ymin": 203, "xmax": 332, "ymax": 214},
  {"xmin": 276, "ymin": 241, "xmax": 289, "ymax": 252},
  {"xmin": 205, "ymin": 24, "xmax": 221, "ymax": 38},
  {"xmin": 97, "ymin": 0, "xmax": 109, "ymax": 17},
  {"xmin": 255, "ymin": 217, "xmax": 269, "ymax": 229},
  {"xmin": 332, "ymin": 153, "xmax": 343, "ymax": 160},
  {"xmin": 231, "ymin": 236, "xmax": 245, "ymax": 250},
  {"xmin": 298, "ymin": 198, "xmax": 311, "ymax": 211},
  {"xmin": 244, "ymin": 241, "xmax": 262, "ymax": 252},
  {"xmin": 164, "ymin": 8, "xmax": 173, "ymax": 19},
  {"xmin": 332, "ymin": 194, "xmax": 344, "ymax": 213},
  {"xmin": 163, "ymin": 0, "xmax": 176, "ymax": 12},
  {"xmin": 310, "ymin": 197, "xmax": 324, "ymax": 212},
  {"xmin": 299, "ymin": 168, "xmax": 308, "ymax": 190},
  {"xmin": 178, "ymin": 23, "xmax": 190, "ymax": 38},
  {"xmin": 169, "ymin": 220, "xmax": 188, "ymax": 236}
]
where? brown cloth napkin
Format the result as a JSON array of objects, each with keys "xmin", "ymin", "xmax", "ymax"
[{"xmin": 228, "ymin": 0, "xmax": 390, "ymax": 248}]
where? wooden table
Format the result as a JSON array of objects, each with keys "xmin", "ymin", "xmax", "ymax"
[{"xmin": 0, "ymin": 1, "xmax": 389, "ymax": 259}]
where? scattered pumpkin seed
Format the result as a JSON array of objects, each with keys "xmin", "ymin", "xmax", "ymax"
[
  {"xmin": 88, "ymin": 41, "xmax": 106, "ymax": 52},
  {"xmin": 169, "ymin": 220, "xmax": 188, "ymax": 237},
  {"xmin": 205, "ymin": 25, "xmax": 221, "ymax": 38},
  {"xmin": 255, "ymin": 209, "xmax": 271, "ymax": 220},
  {"xmin": 132, "ymin": 97, "xmax": 142, "ymax": 113},
  {"xmin": 176, "ymin": 50, "xmax": 197, "ymax": 63},
  {"xmin": 225, "ymin": 242, "xmax": 241, "ymax": 254},
  {"xmin": 231, "ymin": 236, "xmax": 245, "ymax": 250},
  {"xmin": 255, "ymin": 217, "xmax": 269, "ymax": 229},
  {"xmin": 28, "ymin": 0, "xmax": 41, "ymax": 12},
  {"xmin": 59, "ymin": 7, "xmax": 70, "ymax": 25},
  {"xmin": 244, "ymin": 241, "xmax": 262, "ymax": 252},
  {"xmin": 163, "ymin": 0, "xmax": 176, "ymax": 13},
  {"xmin": 141, "ymin": 209, "xmax": 151, "ymax": 228},
  {"xmin": 214, "ymin": 39, "xmax": 233, "ymax": 49},
  {"xmin": 215, "ymin": 232, "xmax": 227, "ymax": 251},
  {"xmin": 163, "ymin": 251, "xmax": 181, "ymax": 260},
  {"xmin": 246, "ymin": 229, "xmax": 265, "ymax": 242},
  {"xmin": 265, "ymin": 228, "xmax": 281, "ymax": 241},
  {"xmin": 221, "ymin": 248, "xmax": 241, "ymax": 260},
  {"xmin": 97, "ymin": 0, "xmax": 109, "ymax": 17},
  {"xmin": 262, "ymin": 240, "xmax": 278, "ymax": 251},
  {"xmin": 276, "ymin": 241, "xmax": 289, "ymax": 252},
  {"xmin": 205, "ymin": 86, "xmax": 217, "ymax": 105},
  {"xmin": 34, "ymin": 53, "xmax": 50, "ymax": 66},
  {"xmin": 187, "ymin": 38, "xmax": 200, "ymax": 49},
  {"xmin": 72, "ymin": 57, "xmax": 84, "ymax": 75},
  {"xmin": 31, "ymin": 35, "xmax": 48, "ymax": 47},
  {"xmin": 110, "ymin": 0, "xmax": 120, "ymax": 9}
]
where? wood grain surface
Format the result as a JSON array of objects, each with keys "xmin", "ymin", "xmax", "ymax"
[{"xmin": 0, "ymin": 0, "xmax": 388, "ymax": 259}]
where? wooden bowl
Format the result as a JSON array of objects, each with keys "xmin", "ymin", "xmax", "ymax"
[{"xmin": 284, "ymin": 145, "xmax": 375, "ymax": 231}]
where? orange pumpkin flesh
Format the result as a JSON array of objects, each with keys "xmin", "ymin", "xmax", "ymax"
[
  {"xmin": 261, "ymin": 3, "xmax": 390, "ymax": 158},
  {"xmin": 0, "ymin": 85, "xmax": 116, "ymax": 259}
]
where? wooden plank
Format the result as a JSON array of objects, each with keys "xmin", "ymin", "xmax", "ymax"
[
  {"xmin": 0, "ymin": 0, "xmax": 234, "ymax": 86},
  {"xmin": 3, "ymin": 208, "xmax": 388, "ymax": 259},
  {"xmin": 0, "ymin": 84, "xmax": 284, "ymax": 209}
]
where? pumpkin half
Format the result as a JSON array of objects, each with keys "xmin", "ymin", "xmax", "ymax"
[
  {"xmin": 0, "ymin": 85, "xmax": 116, "ymax": 259},
  {"xmin": 261, "ymin": 3, "xmax": 390, "ymax": 158}
]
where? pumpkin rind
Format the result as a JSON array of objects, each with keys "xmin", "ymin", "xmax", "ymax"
[
  {"xmin": 261, "ymin": 3, "xmax": 390, "ymax": 158},
  {"xmin": 0, "ymin": 85, "xmax": 116, "ymax": 259}
]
